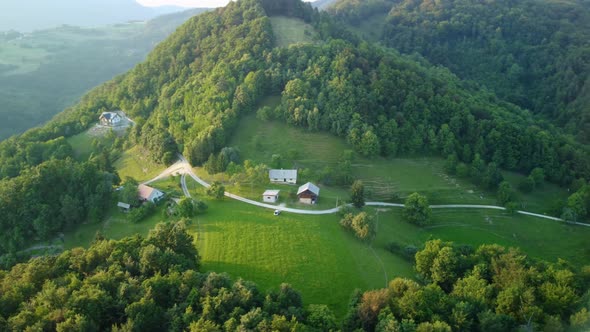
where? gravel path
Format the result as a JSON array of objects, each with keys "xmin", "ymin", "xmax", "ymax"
[{"xmin": 171, "ymin": 155, "xmax": 588, "ymax": 226}]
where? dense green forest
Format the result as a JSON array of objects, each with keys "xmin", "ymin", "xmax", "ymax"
[
  {"xmin": 1, "ymin": 223, "xmax": 588, "ymax": 331},
  {"xmin": 345, "ymin": 240, "xmax": 590, "ymax": 331},
  {"xmin": 0, "ymin": 0, "xmax": 588, "ymax": 258},
  {"xmin": 330, "ymin": 0, "xmax": 590, "ymax": 143}
]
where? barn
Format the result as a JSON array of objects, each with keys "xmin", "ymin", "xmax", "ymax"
[
  {"xmin": 297, "ymin": 182, "xmax": 320, "ymax": 205},
  {"xmin": 262, "ymin": 190, "xmax": 280, "ymax": 203},
  {"xmin": 269, "ymin": 169, "xmax": 297, "ymax": 184}
]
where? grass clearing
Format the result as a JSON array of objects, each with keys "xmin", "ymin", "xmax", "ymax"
[
  {"xmin": 60, "ymin": 169, "xmax": 590, "ymax": 317},
  {"xmin": 269, "ymin": 16, "xmax": 318, "ymax": 48},
  {"xmin": 114, "ymin": 146, "xmax": 166, "ymax": 182},
  {"xmin": 67, "ymin": 131, "xmax": 98, "ymax": 161},
  {"xmin": 374, "ymin": 207, "xmax": 590, "ymax": 267},
  {"xmin": 228, "ymin": 112, "xmax": 494, "ymax": 205},
  {"xmin": 60, "ymin": 175, "xmax": 413, "ymax": 316},
  {"xmin": 502, "ymin": 171, "xmax": 569, "ymax": 215},
  {"xmin": 190, "ymin": 199, "xmax": 413, "ymax": 316}
]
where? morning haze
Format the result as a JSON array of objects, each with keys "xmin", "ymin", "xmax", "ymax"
[{"xmin": 0, "ymin": 0, "xmax": 186, "ymax": 32}]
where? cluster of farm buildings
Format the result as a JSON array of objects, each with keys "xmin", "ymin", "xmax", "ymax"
[{"xmin": 263, "ymin": 169, "xmax": 319, "ymax": 205}]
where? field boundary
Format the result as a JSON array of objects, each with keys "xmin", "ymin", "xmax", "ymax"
[{"xmin": 164, "ymin": 155, "xmax": 589, "ymax": 227}]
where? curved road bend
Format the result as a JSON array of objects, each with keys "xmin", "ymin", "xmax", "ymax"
[{"xmin": 172, "ymin": 155, "xmax": 589, "ymax": 226}]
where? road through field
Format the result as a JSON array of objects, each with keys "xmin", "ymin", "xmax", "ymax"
[{"xmin": 170, "ymin": 155, "xmax": 589, "ymax": 226}]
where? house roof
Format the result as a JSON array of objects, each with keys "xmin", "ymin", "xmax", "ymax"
[
  {"xmin": 263, "ymin": 190, "xmax": 280, "ymax": 196},
  {"xmin": 297, "ymin": 182, "xmax": 320, "ymax": 196},
  {"xmin": 117, "ymin": 202, "xmax": 131, "ymax": 209},
  {"xmin": 269, "ymin": 169, "xmax": 298, "ymax": 179},
  {"xmin": 138, "ymin": 184, "xmax": 162, "ymax": 200},
  {"xmin": 100, "ymin": 112, "xmax": 120, "ymax": 120}
]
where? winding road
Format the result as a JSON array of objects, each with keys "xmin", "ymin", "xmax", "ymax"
[{"xmin": 157, "ymin": 155, "xmax": 588, "ymax": 227}]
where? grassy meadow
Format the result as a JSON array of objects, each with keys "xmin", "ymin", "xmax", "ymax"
[
  {"xmin": 58, "ymin": 171, "xmax": 590, "ymax": 316},
  {"xmin": 114, "ymin": 146, "xmax": 166, "ymax": 182},
  {"xmin": 269, "ymin": 16, "xmax": 318, "ymax": 47},
  {"xmin": 227, "ymin": 107, "xmax": 567, "ymax": 213},
  {"xmin": 54, "ymin": 100, "xmax": 584, "ymax": 317}
]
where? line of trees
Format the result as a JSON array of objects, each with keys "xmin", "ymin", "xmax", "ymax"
[{"xmin": 343, "ymin": 240, "xmax": 590, "ymax": 331}]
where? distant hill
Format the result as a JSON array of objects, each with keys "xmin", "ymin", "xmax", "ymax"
[
  {"xmin": 327, "ymin": 0, "xmax": 590, "ymax": 143},
  {"xmin": 0, "ymin": 8, "xmax": 208, "ymax": 139},
  {"xmin": 311, "ymin": 0, "xmax": 337, "ymax": 9},
  {"xmin": 35, "ymin": 0, "xmax": 587, "ymax": 187},
  {"xmin": 0, "ymin": 0, "xmax": 195, "ymax": 32}
]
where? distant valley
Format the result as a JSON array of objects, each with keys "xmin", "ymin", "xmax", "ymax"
[
  {"xmin": 0, "ymin": 0, "xmax": 191, "ymax": 32},
  {"xmin": 0, "ymin": 8, "xmax": 207, "ymax": 139}
]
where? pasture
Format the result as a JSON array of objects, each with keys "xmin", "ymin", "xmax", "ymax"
[
  {"xmin": 58, "ymin": 166, "xmax": 590, "ymax": 316},
  {"xmin": 228, "ymin": 109, "xmax": 569, "ymax": 214}
]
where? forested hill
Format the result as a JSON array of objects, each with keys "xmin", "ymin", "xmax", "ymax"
[
  {"xmin": 49, "ymin": 0, "xmax": 588, "ymax": 183},
  {"xmin": 330, "ymin": 0, "xmax": 590, "ymax": 143},
  {"xmin": 0, "ymin": 0, "xmax": 589, "ymax": 257}
]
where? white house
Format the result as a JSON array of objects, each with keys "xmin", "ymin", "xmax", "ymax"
[
  {"xmin": 138, "ymin": 184, "xmax": 165, "ymax": 203},
  {"xmin": 262, "ymin": 190, "xmax": 280, "ymax": 203},
  {"xmin": 297, "ymin": 182, "xmax": 320, "ymax": 204},
  {"xmin": 99, "ymin": 112, "xmax": 122, "ymax": 126},
  {"xmin": 269, "ymin": 169, "xmax": 297, "ymax": 184}
]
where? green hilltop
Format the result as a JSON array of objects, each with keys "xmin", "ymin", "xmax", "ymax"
[{"xmin": 0, "ymin": 0, "xmax": 589, "ymax": 330}]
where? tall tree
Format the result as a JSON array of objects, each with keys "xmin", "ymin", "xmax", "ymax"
[
  {"xmin": 350, "ymin": 180, "xmax": 365, "ymax": 208},
  {"xmin": 403, "ymin": 193, "xmax": 432, "ymax": 226}
]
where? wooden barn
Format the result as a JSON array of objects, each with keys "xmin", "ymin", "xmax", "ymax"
[{"xmin": 297, "ymin": 182, "xmax": 320, "ymax": 205}]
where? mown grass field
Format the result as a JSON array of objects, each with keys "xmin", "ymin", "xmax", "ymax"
[
  {"xmin": 374, "ymin": 208, "xmax": 590, "ymax": 267},
  {"xmin": 58, "ymin": 101, "xmax": 583, "ymax": 317},
  {"xmin": 269, "ymin": 16, "xmax": 318, "ymax": 48},
  {"xmin": 60, "ymin": 171, "xmax": 590, "ymax": 316},
  {"xmin": 191, "ymin": 199, "xmax": 413, "ymax": 316}
]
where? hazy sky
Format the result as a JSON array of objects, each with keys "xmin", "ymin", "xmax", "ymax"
[{"xmin": 137, "ymin": 0, "xmax": 313, "ymax": 8}]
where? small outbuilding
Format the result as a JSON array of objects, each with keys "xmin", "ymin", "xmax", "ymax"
[
  {"xmin": 269, "ymin": 169, "xmax": 297, "ymax": 184},
  {"xmin": 99, "ymin": 112, "xmax": 122, "ymax": 126},
  {"xmin": 117, "ymin": 202, "xmax": 131, "ymax": 212},
  {"xmin": 262, "ymin": 190, "xmax": 280, "ymax": 203},
  {"xmin": 297, "ymin": 182, "xmax": 320, "ymax": 205},
  {"xmin": 138, "ymin": 184, "xmax": 165, "ymax": 203}
]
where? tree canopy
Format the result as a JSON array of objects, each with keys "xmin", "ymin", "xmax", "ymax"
[{"xmin": 0, "ymin": 221, "xmax": 341, "ymax": 331}]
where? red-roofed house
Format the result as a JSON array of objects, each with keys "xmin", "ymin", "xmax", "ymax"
[{"xmin": 138, "ymin": 184, "xmax": 164, "ymax": 203}]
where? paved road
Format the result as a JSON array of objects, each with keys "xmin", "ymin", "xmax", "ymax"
[
  {"xmin": 143, "ymin": 160, "xmax": 186, "ymax": 185},
  {"xmin": 169, "ymin": 155, "xmax": 589, "ymax": 226}
]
